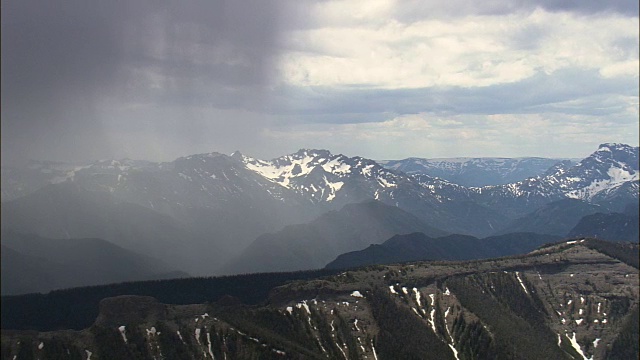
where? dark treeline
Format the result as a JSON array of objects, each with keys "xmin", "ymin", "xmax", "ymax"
[
  {"xmin": 581, "ymin": 239, "xmax": 639, "ymax": 269},
  {"xmin": 1, "ymin": 269, "xmax": 339, "ymax": 332}
]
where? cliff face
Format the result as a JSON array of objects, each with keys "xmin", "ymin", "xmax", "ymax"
[{"xmin": 2, "ymin": 240, "xmax": 638, "ymax": 360}]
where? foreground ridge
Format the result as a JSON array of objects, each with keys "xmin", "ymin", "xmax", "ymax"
[{"xmin": 2, "ymin": 239, "xmax": 637, "ymax": 359}]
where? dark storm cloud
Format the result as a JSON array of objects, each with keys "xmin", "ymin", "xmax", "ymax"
[{"xmin": 1, "ymin": 0, "xmax": 284, "ymax": 163}]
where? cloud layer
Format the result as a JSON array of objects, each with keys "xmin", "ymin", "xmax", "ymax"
[{"xmin": 1, "ymin": 0, "xmax": 637, "ymax": 163}]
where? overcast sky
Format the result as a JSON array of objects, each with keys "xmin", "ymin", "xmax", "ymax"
[{"xmin": 2, "ymin": 0, "xmax": 638, "ymax": 164}]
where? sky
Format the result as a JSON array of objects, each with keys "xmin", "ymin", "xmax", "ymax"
[{"xmin": 2, "ymin": 0, "xmax": 638, "ymax": 164}]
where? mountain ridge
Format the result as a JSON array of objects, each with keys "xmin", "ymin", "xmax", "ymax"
[{"xmin": 2, "ymin": 239, "xmax": 637, "ymax": 360}]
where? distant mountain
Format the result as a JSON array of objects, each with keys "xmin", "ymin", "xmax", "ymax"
[
  {"xmin": 380, "ymin": 157, "xmax": 568, "ymax": 187},
  {"xmin": 0, "ymin": 182, "xmax": 216, "ymax": 275},
  {"xmin": 0, "ymin": 160, "xmax": 87, "ymax": 202},
  {"xmin": 2, "ymin": 240, "xmax": 637, "ymax": 360},
  {"xmin": 221, "ymin": 200, "xmax": 449, "ymax": 274},
  {"xmin": 473, "ymin": 143, "xmax": 639, "ymax": 217},
  {"xmin": 568, "ymin": 209, "xmax": 639, "ymax": 242},
  {"xmin": 1, "ymin": 143, "xmax": 637, "ymax": 277},
  {"xmin": 325, "ymin": 232, "xmax": 561, "ymax": 269},
  {"xmin": 240, "ymin": 149, "xmax": 508, "ymax": 237},
  {"xmin": 2, "ymin": 154, "xmax": 317, "ymax": 260},
  {"xmin": 1, "ymin": 231, "xmax": 187, "ymax": 295},
  {"xmin": 496, "ymin": 199, "xmax": 606, "ymax": 236}
]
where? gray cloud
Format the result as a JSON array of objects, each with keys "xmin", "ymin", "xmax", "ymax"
[
  {"xmin": 1, "ymin": 0, "xmax": 285, "ymax": 163},
  {"xmin": 267, "ymin": 68, "xmax": 637, "ymax": 125},
  {"xmin": 1, "ymin": 0, "xmax": 637, "ymax": 164}
]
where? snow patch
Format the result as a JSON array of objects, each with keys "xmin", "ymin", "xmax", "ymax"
[
  {"xmin": 322, "ymin": 158, "xmax": 352, "ymax": 175},
  {"xmin": 443, "ymin": 307, "xmax": 460, "ymax": 360},
  {"xmin": 448, "ymin": 344, "xmax": 461, "ymax": 360},
  {"xmin": 413, "ymin": 288, "xmax": 422, "ymax": 307},
  {"xmin": 566, "ymin": 165, "xmax": 639, "ymax": 201},
  {"xmin": 566, "ymin": 332, "xmax": 589, "ymax": 360},
  {"xmin": 206, "ymin": 332, "xmax": 215, "ymax": 359},
  {"xmin": 377, "ymin": 176, "xmax": 397, "ymax": 188},
  {"xmin": 296, "ymin": 300, "xmax": 311, "ymax": 314},
  {"xmin": 515, "ymin": 272, "xmax": 529, "ymax": 294},
  {"xmin": 371, "ymin": 340, "xmax": 379, "ymax": 360},
  {"xmin": 118, "ymin": 325, "xmax": 128, "ymax": 343},
  {"xmin": 324, "ymin": 176, "xmax": 344, "ymax": 201},
  {"xmin": 428, "ymin": 309, "xmax": 437, "ymax": 334}
]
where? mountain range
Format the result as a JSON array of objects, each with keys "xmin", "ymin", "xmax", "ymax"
[
  {"xmin": 379, "ymin": 156, "xmax": 573, "ymax": 187},
  {"xmin": 221, "ymin": 200, "xmax": 448, "ymax": 274},
  {"xmin": 325, "ymin": 232, "xmax": 562, "ymax": 270},
  {"xmin": 1, "ymin": 143, "xmax": 638, "ymax": 290},
  {"xmin": 1, "ymin": 231, "xmax": 187, "ymax": 295}
]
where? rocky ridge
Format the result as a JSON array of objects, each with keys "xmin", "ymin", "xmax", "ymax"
[{"xmin": 2, "ymin": 239, "xmax": 637, "ymax": 360}]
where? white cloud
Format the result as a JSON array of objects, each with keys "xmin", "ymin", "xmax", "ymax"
[
  {"xmin": 277, "ymin": 4, "xmax": 639, "ymax": 89},
  {"xmin": 263, "ymin": 111, "xmax": 639, "ymax": 159}
]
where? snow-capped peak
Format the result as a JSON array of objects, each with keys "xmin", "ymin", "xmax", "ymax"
[
  {"xmin": 241, "ymin": 150, "xmax": 351, "ymax": 189},
  {"xmin": 238, "ymin": 149, "xmax": 413, "ymax": 203}
]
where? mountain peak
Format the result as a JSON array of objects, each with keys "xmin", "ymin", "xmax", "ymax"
[
  {"xmin": 597, "ymin": 143, "xmax": 635, "ymax": 151},
  {"xmin": 292, "ymin": 148, "xmax": 332, "ymax": 158},
  {"xmin": 229, "ymin": 150, "xmax": 243, "ymax": 160}
]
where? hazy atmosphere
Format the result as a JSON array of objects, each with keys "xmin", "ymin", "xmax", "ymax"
[{"xmin": 2, "ymin": 0, "xmax": 638, "ymax": 164}]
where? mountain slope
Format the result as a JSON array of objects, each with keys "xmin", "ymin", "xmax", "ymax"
[
  {"xmin": 496, "ymin": 198, "xmax": 606, "ymax": 236},
  {"xmin": 241, "ymin": 149, "xmax": 509, "ymax": 237},
  {"xmin": 0, "ymin": 182, "xmax": 217, "ymax": 275},
  {"xmin": 2, "ymin": 240, "xmax": 637, "ymax": 360},
  {"xmin": 325, "ymin": 232, "xmax": 562, "ymax": 269},
  {"xmin": 1, "ymin": 143, "xmax": 637, "ymax": 279},
  {"xmin": 474, "ymin": 143, "xmax": 639, "ymax": 216},
  {"xmin": 221, "ymin": 200, "xmax": 449, "ymax": 274},
  {"xmin": 568, "ymin": 211, "xmax": 639, "ymax": 242},
  {"xmin": 1, "ymin": 232, "xmax": 187, "ymax": 295},
  {"xmin": 380, "ymin": 157, "xmax": 567, "ymax": 187}
]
